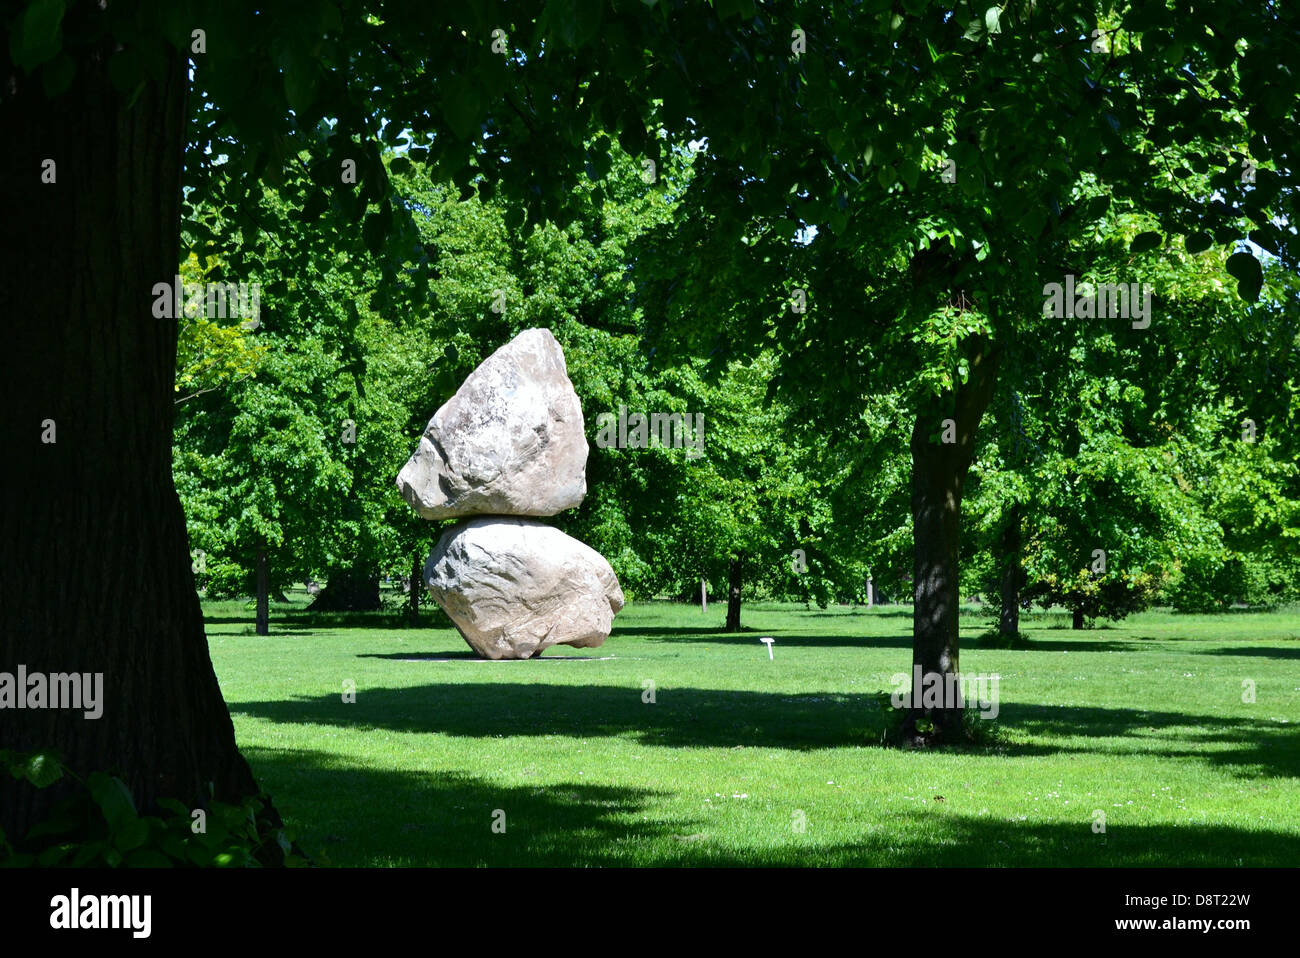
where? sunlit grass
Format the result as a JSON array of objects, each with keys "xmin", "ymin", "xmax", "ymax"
[{"xmin": 206, "ymin": 592, "xmax": 1300, "ymax": 866}]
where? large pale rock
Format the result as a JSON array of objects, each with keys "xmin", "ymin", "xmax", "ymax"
[
  {"xmin": 426, "ymin": 518, "xmax": 625, "ymax": 659},
  {"xmin": 397, "ymin": 327, "xmax": 588, "ymax": 519}
]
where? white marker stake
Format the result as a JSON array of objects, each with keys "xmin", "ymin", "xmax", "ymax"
[{"xmin": 760, "ymin": 637, "xmax": 775, "ymax": 660}]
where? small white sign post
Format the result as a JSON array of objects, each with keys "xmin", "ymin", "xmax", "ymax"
[{"xmin": 760, "ymin": 637, "xmax": 775, "ymax": 660}]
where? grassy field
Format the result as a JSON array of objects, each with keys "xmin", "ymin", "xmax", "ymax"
[{"xmin": 205, "ymin": 593, "xmax": 1300, "ymax": 866}]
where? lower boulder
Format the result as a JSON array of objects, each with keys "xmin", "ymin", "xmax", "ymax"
[{"xmin": 425, "ymin": 517, "xmax": 625, "ymax": 659}]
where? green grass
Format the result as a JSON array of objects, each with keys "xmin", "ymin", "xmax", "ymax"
[{"xmin": 205, "ymin": 592, "xmax": 1300, "ymax": 866}]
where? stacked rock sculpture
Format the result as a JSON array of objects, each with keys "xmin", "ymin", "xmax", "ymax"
[{"xmin": 396, "ymin": 328, "xmax": 624, "ymax": 659}]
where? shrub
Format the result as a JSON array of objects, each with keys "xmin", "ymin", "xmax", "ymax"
[{"xmin": 0, "ymin": 750, "xmax": 307, "ymax": 868}]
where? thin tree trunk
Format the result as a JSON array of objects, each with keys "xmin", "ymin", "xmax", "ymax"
[
  {"xmin": 1072, "ymin": 607, "xmax": 1085, "ymax": 630},
  {"xmin": 408, "ymin": 554, "xmax": 421, "ymax": 626},
  {"xmin": 906, "ymin": 342, "xmax": 1000, "ymax": 743},
  {"xmin": 725, "ymin": 556, "xmax": 742, "ymax": 631},
  {"xmin": 998, "ymin": 503, "xmax": 1022, "ymax": 639},
  {"xmin": 256, "ymin": 544, "xmax": 270, "ymax": 636},
  {"xmin": 0, "ymin": 32, "xmax": 268, "ymax": 842}
]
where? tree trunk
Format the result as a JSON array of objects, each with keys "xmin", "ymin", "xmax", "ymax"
[
  {"xmin": 255, "ymin": 545, "xmax": 270, "ymax": 636},
  {"xmin": 0, "ymin": 35, "xmax": 268, "ymax": 843},
  {"xmin": 998, "ymin": 503, "xmax": 1022, "ymax": 639},
  {"xmin": 408, "ymin": 554, "xmax": 421, "ymax": 626},
  {"xmin": 1072, "ymin": 607, "xmax": 1085, "ymax": 630},
  {"xmin": 725, "ymin": 556, "xmax": 743, "ymax": 631},
  {"xmin": 906, "ymin": 342, "xmax": 1000, "ymax": 743}
]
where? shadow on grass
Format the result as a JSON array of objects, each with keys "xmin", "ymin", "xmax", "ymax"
[
  {"xmin": 615, "ymin": 625, "xmax": 1137, "ymax": 654},
  {"xmin": 976, "ymin": 637, "xmax": 1137, "ymax": 652},
  {"xmin": 610, "ymin": 626, "xmax": 917, "ymax": 648},
  {"xmin": 204, "ymin": 610, "xmax": 447, "ymax": 629},
  {"xmin": 244, "ymin": 746, "xmax": 1300, "ymax": 867},
  {"xmin": 786, "ymin": 606, "xmax": 917, "ymax": 619},
  {"xmin": 232, "ymin": 681, "xmax": 1297, "ymax": 779},
  {"xmin": 1193, "ymin": 645, "xmax": 1300, "ymax": 660},
  {"xmin": 243, "ymin": 745, "xmax": 684, "ymax": 866},
  {"xmin": 232, "ymin": 684, "xmax": 896, "ymax": 750},
  {"xmin": 997, "ymin": 702, "xmax": 1300, "ymax": 779},
  {"xmin": 359, "ymin": 650, "xmax": 488, "ymax": 661}
]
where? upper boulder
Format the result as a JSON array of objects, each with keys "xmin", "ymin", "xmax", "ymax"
[{"xmin": 396, "ymin": 328, "xmax": 588, "ymax": 519}]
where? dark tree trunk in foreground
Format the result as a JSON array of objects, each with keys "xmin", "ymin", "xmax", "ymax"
[
  {"xmin": 906, "ymin": 343, "xmax": 1000, "ymax": 743},
  {"xmin": 725, "ymin": 555, "xmax": 743, "ymax": 631},
  {"xmin": 308, "ymin": 563, "xmax": 382, "ymax": 611},
  {"xmin": 408, "ymin": 554, "xmax": 421, "ymax": 626},
  {"xmin": 0, "ymin": 36, "xmax": 267, "ymax": 843},
  {"xmin": 255, "ymin": 545, "xmax": 270, "ymax": 636},
  {"xmin": 998, "ymin": 503, "xmax": 1022, "ymax": 639},
  {"xmin": 1072, "ymin": 608, "xmax": 1085, "ymax": 630}
]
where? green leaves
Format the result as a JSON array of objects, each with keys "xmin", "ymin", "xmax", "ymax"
[
  {"xmin": 538, "ymin": 0, "xmax": 605, "ymax": 49},
  {"xmin": 39, "ymin": 51, "xmax": 74, "ymax": 96},
  {"xmin": 363, "ymin": 209, "xmax": 388, "ymax": 255},
  {"xmin": 283, "ymin": 58, "xmax": 318, "ymax": 113},
  {"xmin": 1225, "ymin": 250, "xmax": 1263, "ymax": 302},
  {"xmin": 164, "ymin": 0, "xmax": 1299, "ymax": 627},
  {"xmin": 106, "ymin": 49, "xmax": 145, "ymax": 100},
  {"xmin": 2, "ymin": 748, "xmax": 64, "ymax": 788},
  {"xmin": 440, "ymin": 76, "xmax": 483, "ymax": 142},
  {"xmin": 2, "ymin": 747, "xmax": 308, "ymax": 867},
  {"xmin": 1129, "ymin": 231, "xmax": 1163, "ymax": 254},
  {"xmin": 585, "ymin": 134, "xmax": 613, "ymax": 181},
  {"xmin": 503, "ymin": 203, "xmax": 526, "ymax": 232},
  {"xmin": 86, "ymin": 772, "xmax": 151, "ymax": 851},
  {"xmin": 962, "ymin": 12, "xmax": 990, "ymax": 42},
  {"xmin": 9, "ymin": 0, "xmax": 64, "ymax": 72}
]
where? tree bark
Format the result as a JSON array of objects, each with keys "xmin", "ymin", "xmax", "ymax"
[
  {"xmin": 725, "ymin": 556, "xmax": 743, "ymax": 631},
  {"xmin": 408, "ymin": 554, "xmax": 421, "ymax": 626},
  {"xmin": 998, "ymin": 503, "xmax": 1022, "ymax": 639},
  {"xmin": 0, "ymin": 34, "xmax": 267, "ymax": 842},
  {"xmin": 255, "ymin": 545, "xmax": 270, "ymax": 636},
  {"xmin": 906, "ymin": 342, "xmax": 1000, "ymax": 743},
  {"xmin": 1072, "ymin": 607, "xmax": 1085, "ymax": 630}
]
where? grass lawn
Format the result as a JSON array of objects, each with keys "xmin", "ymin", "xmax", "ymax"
[{"xmin": 205, "ymin": 593, "xmax": 1300, "ymax": 866}]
